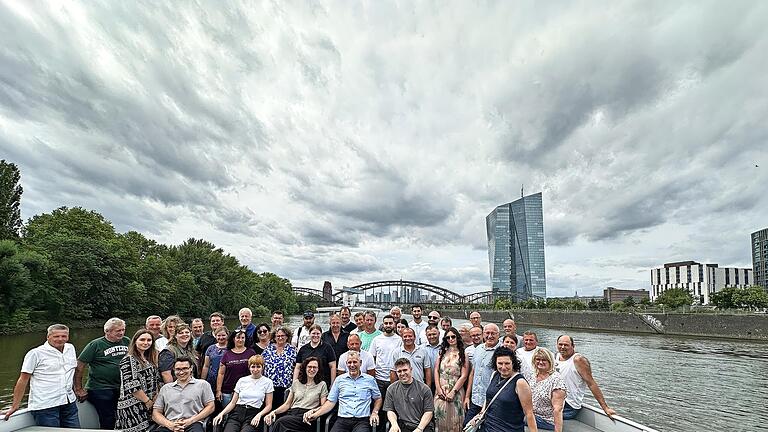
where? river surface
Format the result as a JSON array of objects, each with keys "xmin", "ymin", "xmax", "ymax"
[{"xmin": 1, "ymin": 314, "xmax": 766, "ymax": 431}]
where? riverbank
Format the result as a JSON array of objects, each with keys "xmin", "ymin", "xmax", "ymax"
[{"xmin": 439, "ymin": 309, "xmax": 768, "ymax": 341}]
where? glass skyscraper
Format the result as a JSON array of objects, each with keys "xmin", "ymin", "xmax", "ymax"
[{"xmin": 486, "ymin": 192, "xmax": 546, "ymax": 299}]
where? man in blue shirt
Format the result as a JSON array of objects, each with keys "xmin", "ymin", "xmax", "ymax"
[
  {"xmin": 306, "ymin": 351, "xmax": 382, "ymax": 432},
  {"xmin": 463, "ymin": 323, "xmax": 501, "ymax": 426}
]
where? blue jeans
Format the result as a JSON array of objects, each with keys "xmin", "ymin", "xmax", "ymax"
[
  {"xmin": 88, "ymin": 388, "xmax": 119, "ymax": 429},
  {"xmin": 222, "ymin": 393, "xmax": 233, "ymax": 408},
  {"xmin": 562, "ymin": 402, "xmax": 581, "ymax": 420},
  {"xmin": 31, "ymin": 401, "xmax": 80, "ymax": 428},
  {"xmin": 463, "ymin": 401, "xmax": 482, "ymax": 427},
  {"xmin": 535, "ymin": 415, "xmax": 555, "ymax": 430}
]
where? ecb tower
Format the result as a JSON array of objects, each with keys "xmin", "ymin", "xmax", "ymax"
[{"xmin": 486, "ymin": 192, "xmax": 546, "ymax": 299}]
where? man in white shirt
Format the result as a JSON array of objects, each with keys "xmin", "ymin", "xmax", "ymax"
[
  {"xmin": 292, "ymin": 311, "xmax": 315, "ymax": 349},
  {"xmin": 4, "ymin": 324, "xmax": 80, "ymax": 427},
  {"xmin": 408, "ymin": 304, "xmax": 428, "ymax": 345},
  {"xmin": 368, "ymin": 315, "xmax": 403, "ymax": 427},
  {"xmin": 516, "ymin": 331, "xmax": 539, "ymax": 377},
  {"xmin": 338, "ymin": 333, "xmax": 376, "ymax": 377},
  {"xmin": 418, "ymin": 312, "xmax": 444, "ymax": 345}
]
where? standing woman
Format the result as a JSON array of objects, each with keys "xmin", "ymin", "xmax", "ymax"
[
  {"xmin": 156, "ymin": 315, "xmax": 182, "ymax": 351},
  {"xmin": 158, "ymin": 323, "xmax": 198, "ymax": 383},
  {"xmin": 466, "ymin": 347, "xmax": 537, "ymax": 432},
  {"xmin": 115, "ymin": 329, "xmax": 160, "ymax": 432},
  {"xmin": 202, "ymin": 326, "xmax": 230, "ymax": 391},
  {"xmin": 294, "ymin": 324, "xmax": 337, "ymax": 390},
  {"xmin": 262, "ymin": 327, "xmax": 296, "ymax": 408},
  {"xmin": 433, "ymin": 327, "xmax": 469, "ymax": 431},
  {"xmin": 264, "ymin": 357, "xmax": 328, "ymax": 432},
  {"xmin": 527, "ymin": 348, "xmax": 566, "ymax": 432},
  {"xmin": 252, "ymin": 323, "xmax": 272, "ymax": 354},
  {"xmin": 217, "ymin": 328, "xmax": 257, "ymax": 407},
  {"xmin": 213, "ymin": 355, "xmax": 274, "ymax": 432}
]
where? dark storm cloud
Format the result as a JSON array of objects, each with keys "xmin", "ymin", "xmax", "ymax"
[
  {"xmin": 288, "ymin": 146, "xmax": 456, "ymax": 238},
  {"xmin": 0, "ymin": 1, "xmax": 270, "ymax": 212}
]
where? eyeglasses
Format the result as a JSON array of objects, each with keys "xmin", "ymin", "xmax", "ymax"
[
  {"xmin": 428, "ymin": 315, "xmax": 440, "ymax": 319},
  {"xmin": 445, "ymin": 335, "xmax": 457, "ymax": 340},
  {"xmin": 257, "ymin": 330, "xmax": 269, "ymax": 334},
  {"xmin": 275, "ymin": 334, "xmax": 287, "ymax": 338}
]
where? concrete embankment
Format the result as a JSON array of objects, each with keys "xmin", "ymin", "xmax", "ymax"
[{"xmin": 438, "ymin": 309, "xmax": 768, "ymax": 341}]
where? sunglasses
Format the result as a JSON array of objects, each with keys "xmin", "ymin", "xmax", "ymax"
[
  {"xmin": 445, "ymin": 335, "xmax": 457, "ymax": 340},
  {"xmin": 257, "ymin": 330, "xmax": 269, "ymax": 334},
  {"xmin": 428, "ymin": 316, "xmax": 440, "ymax": 319}
]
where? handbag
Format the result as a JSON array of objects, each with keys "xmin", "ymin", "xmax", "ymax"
[{"xmin": 462, "ymin": 372, "xmax": 516, "ymax": 432}]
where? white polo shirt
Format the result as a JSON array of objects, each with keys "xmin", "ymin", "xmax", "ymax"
[{"xmin": 21, "ymin": 342, "xmax": 78, "ymax": 410}]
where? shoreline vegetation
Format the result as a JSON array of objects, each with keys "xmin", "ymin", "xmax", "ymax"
[{"xmin": 1, "ymin": 161, "xmax": 302, "ymax": 335}]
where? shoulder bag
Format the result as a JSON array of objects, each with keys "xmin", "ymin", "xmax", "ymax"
[{"xmin": 462, "ymin": 372, "xmax": 517, "ymax": 432}]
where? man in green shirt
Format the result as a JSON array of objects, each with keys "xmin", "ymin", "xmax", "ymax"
[
  {"xmin": 73, "ymin": 317, "xmax": 130, "ymax": 429},
  {"xmin": 359, "ymin": 311, "xmax": 382, "ymax": 351}
]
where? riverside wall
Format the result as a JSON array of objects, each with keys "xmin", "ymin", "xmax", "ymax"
[{"xmin": 438, "ymin": 309, "xmax": 768, "ymax": 341}]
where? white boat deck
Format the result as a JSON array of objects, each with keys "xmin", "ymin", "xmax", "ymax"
[{"xmin": 3, "ymin": 402, "xmax": 658, "ymax": 432}]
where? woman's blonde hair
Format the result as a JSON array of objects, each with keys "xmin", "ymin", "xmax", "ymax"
[{"xmin": 532, "ymin": 347, "xmax": 556, "ymax": 375}]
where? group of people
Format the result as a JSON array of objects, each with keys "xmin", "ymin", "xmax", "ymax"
[{"xmin": 3, "ymin": 305, "xmax": 616, "ymax": 432}]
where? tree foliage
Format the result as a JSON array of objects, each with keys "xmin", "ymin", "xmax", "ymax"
[
  {"xmin": 712, "ymin": 286, "xmax": 768, "ymax": 310},
  {"xmin": 655, "ymin": 288, "xmax": 694, "ymax": 309},
  {"xmin": 0, "ymin": 160, "xmax": 23, "ymax": 240},
  {"xmin": 0, "ymin": 169, "xmax": 300, "ymax": 324}
]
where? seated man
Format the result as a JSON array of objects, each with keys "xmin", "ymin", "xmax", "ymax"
[
  {"xmin": 305, "ymin": 351, "xmax": 382, "ymax": 432},
  {"xmin": 384, "ymin": 358, "xmax": 434, "ymax": 432},
  {"xmin": 153, "ymin": 356, "xmax": 215, "ymax": 432}
]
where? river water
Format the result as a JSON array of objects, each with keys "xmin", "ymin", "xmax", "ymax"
[{"xmin": 1, "ymin": 314, "xmax": 766, "ymax": 431}]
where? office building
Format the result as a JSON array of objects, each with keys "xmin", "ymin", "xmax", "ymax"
[
  {"xmin": 603, "ymin": 287, "xmax": 650, "ymax": 304},
  {"xmin": 486, "ymin": 192, "xmax": 547, "ymax": 299},
  {"xmin": 650, "ymin": 261, "xmax": 753, "ymax": 304},
  {"xmin": 752, "ymin": 228, "xmax": 768, "ymax": 290}
]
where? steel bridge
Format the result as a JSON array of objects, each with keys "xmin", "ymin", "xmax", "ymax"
[{"xmin": 292, "ymin": 280, "xmax": 542, "ymax": 306}]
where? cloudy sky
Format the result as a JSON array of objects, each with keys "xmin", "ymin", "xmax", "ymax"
[{"xmin": 1, "ymin": 1, "xmax": 766, "ymax": 298}]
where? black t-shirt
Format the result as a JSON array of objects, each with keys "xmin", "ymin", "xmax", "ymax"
[
  {"xmin": 321, "ymin": 331, "xmax": 349, "ymax": 361},
  {"xmin": 296, "ymin": 342, "xmax": 337, "ymax": 388},
  {"xmin": 342, "ymin": 321, "xmax": 357, "ymax": 334}
]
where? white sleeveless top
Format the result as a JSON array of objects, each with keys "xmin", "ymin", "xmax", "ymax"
[{"xmin": 555, "ymin": 353, "xmax": 586, "ymax": 409}]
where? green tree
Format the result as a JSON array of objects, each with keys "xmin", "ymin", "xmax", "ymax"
[
  {"xmin": 0, "ymin": 240, "xmax": 41, "ymax": 327},
  {"xmin": 733, "ymin": 286, "xmax": 768, "ymax": 310},
  {"xmin": 23, "ymin": 206, "xmax": 116, "ymax": 244},
  {"xmin": 253, "ymin": 272, "xmax": 299, "ymax": 315},
  {"xmin": 710, "ymin": 286, "xmax": 739, "ymax": 309},
  {"xmin": 655, "ymin": 288, "xmax": 694, "ymax": 309},
  {"xmin": 622, "ymin": 296, "xmax": 636, "ymax": 308},
  {"xmin": 0, "ymin": 160, "xmax": 23, "ymax": 240}
]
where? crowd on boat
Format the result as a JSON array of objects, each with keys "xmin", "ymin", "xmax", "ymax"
[{"xmin": 2, "ymin": 305, "xmax": 616, "ymax": 432}]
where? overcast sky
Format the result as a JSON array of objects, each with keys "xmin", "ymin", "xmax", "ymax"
[{"xmin": 1, "ymin": 1, "xmax": 766, "ymax": 298}]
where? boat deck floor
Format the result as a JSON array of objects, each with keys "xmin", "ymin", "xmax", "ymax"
[
  {"xmin": 15, "ymin": 419, "xmax": 600, "ymax": 432},
  {"xmin": 526, "ymin": 419, "xmax": 601, "ymax": 432}
]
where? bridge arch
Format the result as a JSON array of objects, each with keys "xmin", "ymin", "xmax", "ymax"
[{"xmin": 333, "ymin": 280, "xmax": 464, "ymax": 304}]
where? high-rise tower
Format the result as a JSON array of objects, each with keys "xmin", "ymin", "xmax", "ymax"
[
  {"xmin": 486, "ymin": 192, "xmax": 546, "ymax": 299},
  {"xmin": 752, "ymin": 228, "xmax": 768, "ymax": 290}
]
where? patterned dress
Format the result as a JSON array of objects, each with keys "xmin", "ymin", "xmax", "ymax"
[
  {"xmin": 433, "ymin": 349, "xmax": 465, "ymax": 432},
  {"xmin": 262, "ymin": 343, "xmax": 297, "ymax": 407},
  {"xmin": 115, "ymin": 355, "xmax": 159, "ymax": 432}
]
